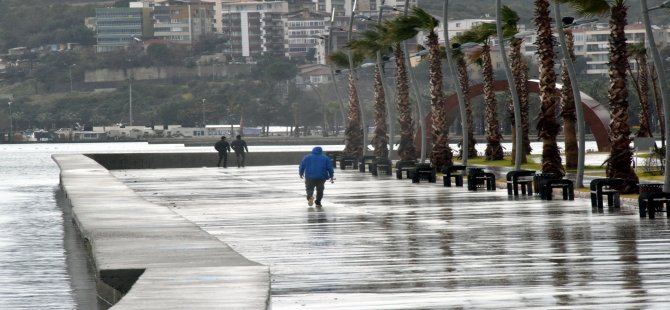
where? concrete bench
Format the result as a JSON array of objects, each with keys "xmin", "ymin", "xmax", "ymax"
[
  {"xmin": 638, "ymin": 183, "xmax": 666, "ymax": 218},
  {"xmin": 544, "ymin": 179, "xmax": 574, "ymax": 200},
  {"xmin": 326, "ymin": 151, "xmax": 344, "ymax": 168},
  {"xmin": 590, "ymin": 178, "xmax": 624, "ymax": 208},
  {"xmin": 395, "ymin": 160, "xmax": 417, "ymax": 180},
  {"xmin": 411, "ymin": 163, "xmax": 436, "ymax": 183},
  {"xmin": 467, "ymin": 168, "xmax": 495, "ymax": 191},
  {"xmin": 339, "ymin": 156, "xmax": 358, "ymax": 170},
  {"xmin": 358, "ymin": 155, "xmax": 377, "ymax": 173},
  {"xmin": 370, "ymin": 157, "xmax": 392, "ymax": 176},
  {"xmin": 443, "ymin": 165, "xmax": 466, "ymax": 187},
  {"xmin": 534, "ymin": 173, "xmax": 560, "ymax": 199},
  {"xmin": 644, "ymin": 192, "xmax": 670, "ymax": 219},
  {"xmin": 506, "ymin": 170, "xmax": 535, "ymax": 196}
]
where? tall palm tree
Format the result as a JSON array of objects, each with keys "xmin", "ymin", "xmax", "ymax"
[
  {"xmin": 383, "ymin": 19, "xmax": 417, "ymax": 161},
  {"xmin": 455, "ymin": 23, "xmax": 504, "ymax": 161},
  {"xmin": 560, "ymin": 27, "xmax": 578, "ymax": 168},
  {"xmin": 453, "ymin": 48, "xmax": 477, "ymax": 158},
  {"xmin": 627, "ymin": 42, "xmax": 652, "ymax": 138},
  {"xmin": 329, "ymin": 50, "xmax": 365, "ymax": 158},
  {"xmin": 348, "ymin": 27, "xmax": 390, "ymax": 158},
  {"xmin": 387, "ymin": 7, "xmax": 453, "ymax": 170},
  {"xmin": 534, "ymin": 0, "xmax": 564, "ymax": 176},
  {"xmin": 502, "ymin": 5, "xmax": 529, "ymax": 164},
  {"xmin": 560, "ymin": 0, "xmax": 638, "ymax": 192},
  {"xmin": 651, "ymin": 65, "xmax": 665, "ymax": 147}
]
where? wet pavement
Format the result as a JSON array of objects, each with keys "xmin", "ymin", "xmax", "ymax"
[{"xmin": 114, "ymin": 165, "xmax": 670, "ymax": 309}]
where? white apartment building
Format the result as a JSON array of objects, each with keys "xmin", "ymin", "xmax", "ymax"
[
  {"xmin": 313, "ymin": 0, "xmax": 416, "ymax": 16},
  {"xmin": 153, "ymin": 1, "xmax": 215, "ymax": 45},
  {"xmin": 283, "ymin": 10, "xmax": 330, "ymax": 61}
]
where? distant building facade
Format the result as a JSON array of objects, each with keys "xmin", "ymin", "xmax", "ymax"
[
  {"xmin": 283, "ymin": 10, "xmax": 329, "ymax": 61},
  {"xmin": 153, "ymin": 0, "xmax": 215, "ymax": 45},
  {"xmin": 95, "ymin": 7, "xmax": 154, "ymax": 52}
]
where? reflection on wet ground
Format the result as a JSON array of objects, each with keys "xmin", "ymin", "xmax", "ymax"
[{"xmin": 115, "ymin": 166, "xmax": 670, "ymax": 309}]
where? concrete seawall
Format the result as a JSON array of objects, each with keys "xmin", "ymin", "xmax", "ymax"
[
  {"xmin": 53, "ymin": 154, "xmax": 272, "ymax": 309},
  {"xmin": 88, "ymin": 152, "xmax": 307, "ymax": 169}
]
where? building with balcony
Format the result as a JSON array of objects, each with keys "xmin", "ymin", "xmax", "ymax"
[
  {"xmin": 95, "ymin": 7, "xmax": 154, "ymax": 53},
  {"xmin": 283, "ymin": 10, "xmax": 329, "ymax": 62},
  {"xmin": 153, "ymin": 0, "xmax": 215, "ymax": 45}
]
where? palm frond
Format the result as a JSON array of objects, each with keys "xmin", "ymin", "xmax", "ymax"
[
  {"xmin": 501, "ymin": 5, "xmax": 519, "ymax": 39},
  {"xmin": 558, "ymin": 0, "xmax": 611, "ymax": 17},
  {"xmin": 411, "ymin": 7, "xmax": 439, "ymax": 30},
  {"xmin": 328, "ymin": 51, "xmax": 350, "ymax": 68},
  {"xmin": 383, "ymin": 16, "xmax": 421, "ymax": 42},
  {"xmin": 347, "ymin": 30, "xmax": 383, "ymax": 58},
  {"xmin": 627, "ymin": 42, "xmax": 646, "ymax": 58}
]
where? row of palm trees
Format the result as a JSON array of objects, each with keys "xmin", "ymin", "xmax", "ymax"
[{"xmin": 332, "ymin": 0, "xmax": 661, "ymax": 193}]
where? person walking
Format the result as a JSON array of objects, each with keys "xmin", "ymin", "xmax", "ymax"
[
  {"xmin": 230, "ymin": 135, "xmax": 249, "ymax": 167},
  {"xmin": 299, "ymin": 146, "xmax": 334, "ymax": 207},
  {"xmin": 214, "ymin": 136, "xmax": 231, "ymax": 168}
]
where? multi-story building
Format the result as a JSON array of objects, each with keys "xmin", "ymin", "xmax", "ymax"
[
  {"xmin": 211, "ymin": 0, "xmax": 289, "ymax": 62},
  {"xmin": 283, "ymin": 9, "xmax": 329, "ymax": 61},
  {"xmin": 313, "ymin": 0, "xmax": 416, "ymax": 16},
  {"xmin": 95, "ymin": 7, "xmax": 154, "ymax": 52},
  {"xmin": 153, "ymin": 0, "xmax": 215, "ymax": 45}
]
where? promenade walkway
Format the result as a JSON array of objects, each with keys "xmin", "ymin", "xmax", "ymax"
[{"xmin": 115, "ymin": 165, "xmax": 670, "ymax": 309}]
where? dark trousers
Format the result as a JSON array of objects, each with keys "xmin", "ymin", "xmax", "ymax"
[
  {"xmin": 234, "ymin": 151, "xmax": 245, "ymax": 167},
  {"xmin": 305, "ymin": 179, "xmax": 326, "ymax": 204},
  {"xmin": 217, "ymin": 152, "xmax": 228, "ymax": 167}
]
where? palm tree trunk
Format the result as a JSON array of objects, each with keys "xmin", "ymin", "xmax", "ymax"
[
  {"xmin": 561, "ymin": 29, "xmax": 578, "ymax": 169},
  {"xmin": 427, "ymin": 30, "xmax": 453, "ymax": 170},
  {"xmin": 344, "ymin": 74, "xmax": 364, "ymax": 158},
  {"xmin": 482, "ymin": 45, "xmax": 504, "ymax": 160},
  {"xmin": 457, "ymin": 58, "xmax": 477, "ymax": 158},
  {"xmin": 394, "ymin": 43, "xmax": 417, "ymax": 161},
  {"xmin": 606, "ymin": 3, "xmax": 639, "ymax": 193},
  {"xmin": 651, "ymin": 65, "xmax": 665, "ymax": 147},
  {"xmin": 372, "ymin": 66, "xmax": 389, "ymax": 158},
  {"xmin": 509, "ymin": 38, "xmax": 528, "ymax": 164},
  {"xmin": 636, "ymin": 56, "xmax": 652, "ymax": 138},
  {"xmin": 534, "ymin": 0, "xmax": 564, "ymax": 176}
]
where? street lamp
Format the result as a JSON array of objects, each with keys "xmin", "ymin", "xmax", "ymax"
[
  {"xmin": 7, "ymin": 101, "xmax": 12, "ymax": 144},
  {"xmin": 555, "ymin": 6, "xmax": 589, "ymax": 188},
  {"xmin": 201, "ymin": 98, "xmax": 206, "ymax": 128},
  {"xmin": 641, "ymin": 0, "xmax": 670, "ymax": 191}
]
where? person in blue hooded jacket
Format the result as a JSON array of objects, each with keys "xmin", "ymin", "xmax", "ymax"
[{"xmin": 299, "ymin": 146, "xmax": 334, "ymax": 207}]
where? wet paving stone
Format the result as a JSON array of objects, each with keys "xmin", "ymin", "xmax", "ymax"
[{"xmin": 113, "ymin": 166, "xmax": 670, "ymax": 309}]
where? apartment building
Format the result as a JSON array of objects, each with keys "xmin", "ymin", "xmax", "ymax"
[
  {"xmin": 95, "ymin": 7, "xmax": 154, "ymax": 52},
  {"xmin": 211, "ymin": 1, "xmax": 289, "ymax": 62},
  {"xmin": 283, "ymin": 10, "xmax": 330, "ymax": 61},
  {"xmin": 153, "ymin": 0, "xmax": 215, "ymax": 45},
  {"xmin": 313, "ymin": 0, "xmax": 416, "ymax": 16}
]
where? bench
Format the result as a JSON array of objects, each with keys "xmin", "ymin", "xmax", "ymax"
[
  {"xmin": 533, "ymin": 173, "xmax": 560, "ymax": 199},
  {"xmin": 443, "ymin": 165, "xmax": 466, "ymax": 187},
  {"xmin": 395, "ymin": 160, "xmax": 417, "ymax": 179},
  {"xmin": 326, "ymin": 151, "xmax": 344, "ymax": 168},
  {"xmin": 370, "ymin": 157, "xmax": 393, "ymax": 176},
  {"xmin": 506, "ymin": 170, "xmax": 535, "ymax": 196},
  {"xmin": 638, "ymin": 183, "xmax": 665, "ymax": 218},
  {"xmin": 411, "ymin": 163, "xmax": 436, "ymax": 183},
  {"xmin": 339, "ymin": 155, "xmax": 358, "ymax": 170},
  {"xmin": 467, "ymin": 168, "xmax": 496, "ymax": 191},
  {"xmin": 544, "ymin": 179, "xmax": 574, "ymax": 200},
  {"xmin": 645, "ymin": 192, "xmax": 670, "ymax": 219},
  {"xmin": 590, "ymin": 178, "xmax": 624, "ymax": 208},
  {"xmin": 358, "ymin": 155, "xmax": 377, "ymax": 173}
]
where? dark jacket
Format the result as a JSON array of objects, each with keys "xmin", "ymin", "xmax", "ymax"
[
  {"xmin": 299, "ymin": 147, "xmax": 334, "ymax": 180},
  {"xmin": 214, "ymin": 140, "xmax": 230, "ymax": 153},
  {"xmin": 231, "ymin": 139, "xmax": 248, "ymax": 153}
]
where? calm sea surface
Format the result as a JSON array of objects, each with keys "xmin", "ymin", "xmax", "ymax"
[{"xmin": 0, "ymin": 140, "xmax": 608, "ymax": 309}]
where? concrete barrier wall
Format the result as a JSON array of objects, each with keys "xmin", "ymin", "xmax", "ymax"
[
  {"xmin": 53, "ymin": 154, "xmax": 271, "ymax": 309},
  {"xmin": 87, "ymin": 152, "xmax": 306, "ymax": 170}
]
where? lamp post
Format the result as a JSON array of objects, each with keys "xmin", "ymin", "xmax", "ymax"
[
  {"xmin": 201, "ymin": 98, "xmax": 206, "ymax": 128},
  {"xmin": 7, "ymin": 101, "xmax": 12, "ymax": 144},
  {"xmin": 69, "ymin": 64, "xmax": 76, "ymax": 93},
  {"xmin": 128, "ymin": 78, "xmax": 133, "ymax": 127},
  {"xmin": 347, "ymin": 0, "xmax": 369, "ymax": 155},
  {"xmin": 642, "ymin": 0, "xmax": 670, "ymax": 191},
  {"xmin": 442, "ymin": 0, "xmax": 468, "ymax": 165}
]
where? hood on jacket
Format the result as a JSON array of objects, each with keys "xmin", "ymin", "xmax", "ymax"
[{"xmin": 312, "ymin": 146, "xmax": 323, "ymax": 155}]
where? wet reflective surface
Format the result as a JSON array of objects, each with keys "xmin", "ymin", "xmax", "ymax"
[{"xmin": 117, "ymin": 165, "xmax": 670, "ymax": 309}]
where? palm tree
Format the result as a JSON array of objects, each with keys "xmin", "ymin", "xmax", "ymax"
[
  {"xmin": 387, "ymin": 7, "xmax": 452, "ymax": 170},
  {"xmin": 534, "ymin": 0, "xmax": 564, "ymax": 177},
  {"xmin": 453, "ymin": 48, "xmax": 477, "ymax": 158},
  {"xmin": 651, "ymin": 65, "xmax": 666, "ymax": 147},
  {"xmin": 501, "ymin": 5, "xmax": 529, "ymax": 165},
  {"xmin": 560, "ymin": 0, "xmax": 638, "ymax": 192},
  {"xmin": 560, "ymin": 27, "xmax": 578, "ymax": 168},
  {"xmin": 329, "ymin": 51, "xmax": 365, "ymax": 158},
  {"xmin": 627, "ymin": 42, "xmax": 652, "ymax": 138},
  {"xmin": 347, "ymin": 27, "xmax": 390, "ymax": 158},
  {"xmin": 383, "ymin": 19, "xmax": 417, "ymax": 161},
  {"xmin": 455, "ymin": 23, "xmax": 504, "ymax": 161}
]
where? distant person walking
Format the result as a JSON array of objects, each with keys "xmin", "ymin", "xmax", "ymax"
[
  {"xmin": 299, "ymin": 146, "xmax": 334, "ymax": 207},
  {"xmin": 231, "ymin": 135, "xmax": 249, "ymax": 167},
  {"xmin": 214, "ymin": 136, "xmax": 231, "ymax": 168}
]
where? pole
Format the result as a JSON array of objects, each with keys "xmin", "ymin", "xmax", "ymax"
[
  {"xmin": 347, "ymin": 0, "xmax": 368, "ymax": 155},
  {"xmin": 377, "ymin": 1, "xmax": 394, "ymax": 152},
  {"xmin": 69, "ymin": 66, "xmax": 73, "ymax": 92},
  {"xmin": 642, "ymin": 0, "xmax": 670, "ymax": 192},
  {"xmin": 495, "ymin": 0, "xmax": 523, "ymax": 170},
  {"xmin": 554, "ymin": 2, "xmax": 586, "ymax": 188},
  {"xmin": 202, "ymin": 98, "xmax": 206, "ymax": 127},
  {"xmin": 328, "ymin": 19, "xmax": 347, "ymax": 127},
  {"xmin": 129, "ymin": 78, "xmax": 133, "ymax": 127},
  {"xmin": 443, "ymin": 0, "xmax": 468, "ymax": 165},
  {"xmin": 7, "ymin": 101, "xmax": 12, "ymax": 144},
  {"xmin": 404, "ymin": 0, "xmax": 427, "ymax": 162}
]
